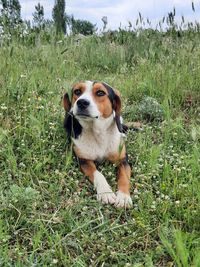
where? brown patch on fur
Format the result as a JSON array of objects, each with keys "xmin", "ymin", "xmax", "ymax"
[
  {"xmin": 79, "ymin": 159, "xmax": 96, "ymax": 183},
  {"xmin": 71, "ymin": 82, "xmax": 86, "ymax": 105},
  {"xmin": 113, "ymin": 93, "xmax": 121, "ymax": 115},
  {"xmin": 74, "ymin": 146, "xmax": 86, "ymax": 160},
  {"xmin": 63, "ymin": 93, "xmax": 71, "ymax": 111},
  {"xmin": 107, "ymin": 144, "xmax": 126, "ymax": 163},
  {"xmin": 112, "ymin": 88, "xmax": 122, "ymax": 115},
  {"xmin": 117, "ymin": 160, "xmax": 131, "ymax": 195},
  {"xmin": 74, "ymin": 146, "xmax": 96, "ymax": 183},
  {"xmin": 92, "ymin": 83, "xmax": 113, "ymax": 118}
]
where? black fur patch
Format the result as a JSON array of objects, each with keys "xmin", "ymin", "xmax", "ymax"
[
  {"xmin": 64, "ymin": 112, "xmax": 82, "ymax": 142},
  {"xmin": 122, "ymin": 124, "xmax": 128, "ymax": 133},
  {"xmin": 78, "ymin": 158, "xmax": 87, "ymax": 166},
  {"xmin": 121, "ymin": 153, "xmax": 129, "ymax": 166},
  {"xmin": 115, "ymin": 116, "xmax": 123, "ymax": 133}
]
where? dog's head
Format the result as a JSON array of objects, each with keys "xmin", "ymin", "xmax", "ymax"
[{"xmin": 63, "ymin": 81, "xmax": 123, "ymax": 133}]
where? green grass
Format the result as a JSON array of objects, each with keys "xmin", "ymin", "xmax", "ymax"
[{"xmin": 0, "ymin": 33, "xmax": 200, "ymax": 266}]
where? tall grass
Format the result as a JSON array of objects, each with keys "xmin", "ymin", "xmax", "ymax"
[{"xmin": 0, "ymin": 7, "xmax": 200, "ymax": 266}]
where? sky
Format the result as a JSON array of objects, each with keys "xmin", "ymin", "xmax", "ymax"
[{"xmin": 20, "ymin": 0, "xmax": 200, "ymax": 30}]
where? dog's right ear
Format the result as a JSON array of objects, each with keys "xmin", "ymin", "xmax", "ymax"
[
  {"xmin": 63, "ymin": 92, "xmax": 82, "ymax": 142},
  {"xmin": 63, "ymin": 93, "xmax": 71, "ymax": 112}
]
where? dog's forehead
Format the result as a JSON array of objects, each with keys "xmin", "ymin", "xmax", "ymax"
[
  {"xmin": 72, "ymin": 81, "xmax": 114, "ymax": 96},
  {"xmin": 72, "ymin": 80, "xmax": 96, "ymax": 92},
  {"xmin": 85, "ymin": 80, "xmax": 94, "ymax": 92},
  {"xmin": 84, "ymin": 81, "xmax": 108, "ymax": 93}
]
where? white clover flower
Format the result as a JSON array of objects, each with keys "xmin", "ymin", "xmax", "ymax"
[
  {"xmin": 19, "ymin": 162, "xmax": 26, "ymax": 168},
  {"xmin": 180, "ymin": 184, "xmax": 188, "ymax": 188},
  {"xmin": 134, "ymin": 188, "xmax": 139, "ymax": 194},
  {"xmin": 52, "ymin": 259, "xmax": 58, "ymax": 264},
  {"xmin": 1, "ymin": 104, "xmax": 7, "ymax": 110},
  {"xmin": 55, "ymin": 169, "xmax": 60, "ymax": 175}
]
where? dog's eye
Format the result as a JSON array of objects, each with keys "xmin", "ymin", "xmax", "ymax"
[
  {"xmin": 74, "ymin": 89, "xmax": 82, "ymax": 96},
  {"xmin": 96, "ymin": 90, "xmax": 106, "ymax": 97}
]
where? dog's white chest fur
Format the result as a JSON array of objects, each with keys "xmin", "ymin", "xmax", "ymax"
[{"xmin": 72, "ymin": 115, "xmax": 122, "ymax": 160}]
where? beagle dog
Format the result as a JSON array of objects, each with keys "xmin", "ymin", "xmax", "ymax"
[{"xmin": 63, "ymin": 81, "xmax": 132, "ymax": 208}]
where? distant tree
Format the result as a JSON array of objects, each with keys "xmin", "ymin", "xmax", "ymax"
[
  {"xmin": 0, "ymin": 0, "xmax": 22, "ymax": 30},
  {"xmin": 32, "ymin": 2, "xmax": 44, "ymax": 30},
  {"xmin": 70, "ymin": 16, "xmax": 96, "ymax": 35},
  {"xmin": 52, "ymin": 0, "xmax": 66, "ymax": 34}
]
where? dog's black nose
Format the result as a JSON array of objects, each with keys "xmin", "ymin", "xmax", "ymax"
[{"xmin": 77, "ymin": 99, "xmax": 90, "ymax": 110}]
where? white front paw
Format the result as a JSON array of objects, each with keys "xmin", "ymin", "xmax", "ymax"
[
  {"xmin": 93, "ymin": 170, "xmax": 116, "ymax": 205},
  {"xmin": 115, "ymin": 191, "xmax": 133, "ymax": 208},
  {"xmin": 97, "ymin": 191, "xmax": 116, "ymax": 204}
]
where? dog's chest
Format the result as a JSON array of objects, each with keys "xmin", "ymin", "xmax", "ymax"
[{"xmin": 72, "ymin": 126, "xmax": 122, "ymax": 160}]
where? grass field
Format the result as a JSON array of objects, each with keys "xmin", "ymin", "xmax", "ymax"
[{"xmin": 0, "ymin": 31, "xmax": 200, "ymax": 266}]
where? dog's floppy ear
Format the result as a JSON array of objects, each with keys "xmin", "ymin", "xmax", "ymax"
[
  {"xmin": 113, "ymin": 90, "xmax": 123, "ymax": 133},
  {"xmin": 63, "ymin": 92, "xmax": 83, "ymax": 142},
  {"xmin": 113, "ymin": 89, "xmax": 121, "ymax": 115},
  {"xmin": 63, "ymin": 93, "xmax": 71, "ymax": 112},
  {"xmin": 102, "ymin": 82, "xmax": 123, "ymax": 133}
]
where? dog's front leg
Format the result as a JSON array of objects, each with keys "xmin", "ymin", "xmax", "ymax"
[
  {"xmin": 79, "ymin": 159, "xmax": 116, "ymax": 204},
  {"xmin": 115, "ymin": 158, "xmax": 133, "ymax": 208}
]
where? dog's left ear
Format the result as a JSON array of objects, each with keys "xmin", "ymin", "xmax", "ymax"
[
  {"xmin": 113, "ymin": 90, "xmax": 123, "ymax": 133},
  {"xmin": 113, "ymin": 89, "xmax": 121, "ymax": 114},
  {"xmin": 102, "ymin": 82, "xmax": 123, "ymax": 133},
  {"xmin": 63, "ymin": 93, "xmax": 71, "ymax": 112}
]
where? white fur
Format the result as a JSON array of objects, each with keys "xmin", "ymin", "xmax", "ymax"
[
  {"xmin": 72, "ymin": 113, "xmax": 123, "ymax": 160},
  {"xmin": 115, "ymin": 191, "xmax": 133, "ymax": 208},
  {"xmin": 93, "ymin": 170, "xmax": 116, "ymax": 204}
]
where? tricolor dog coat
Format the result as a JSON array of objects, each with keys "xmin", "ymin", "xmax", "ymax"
[{"xmin": 63, "ymin": 81, "xmax": 132, "ymax": 208}]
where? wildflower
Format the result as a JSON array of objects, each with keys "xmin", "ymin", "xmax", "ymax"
[
  {"xmin": 55, "ymin": 169, "xmax": 60, "ymax": 175},
  {"xmin": 179, "ymin": 184, "xmax": 188, "ymax": 188},
  {"xmin": 52, "ymin": 259, "xmax": 58, "ymax": 264},
  {"xmin": 19, "ymin": 162, "xmax": 26, "ymax": 168},
  {"xmin": 134, "ymin": 188, "xmax": 139, "ymax": 194},
  {"xmin": 1, "ymin": 104, "xmax": 7, "ymax": 110}
]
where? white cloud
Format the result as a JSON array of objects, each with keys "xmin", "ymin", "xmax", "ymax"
[
  {"xmin": 66, "ymin": 0, "xmax": 156, "ymax": 29},
  {"xmin": 19, "ymin": 0, "xmax": 200, "ymax": 29},
  {"xmin": 21, "ymin": 0, "xmax": 54, "ymax": 20},
  {"xmin": 173, "ymin": 0, "xmax": 199, "ymax": 6}
]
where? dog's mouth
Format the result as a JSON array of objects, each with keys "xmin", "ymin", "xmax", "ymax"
[{"xmin": 75, "ymin": 112, "xmax": 99, "ymax": 119}]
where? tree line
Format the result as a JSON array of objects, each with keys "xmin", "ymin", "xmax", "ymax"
[{"xmin": 0, "ymin": 0, "xmax": 96, "ymax": 36}]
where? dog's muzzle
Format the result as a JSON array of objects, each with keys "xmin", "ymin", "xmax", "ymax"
[
  {"xmin": 75, "ymin": 98, "xmax": 99, "ymax": 119},
  {"xmin": 76, "ymin": 99, "xmax": 91, "ymax": 117},
  {"xmin": 77, "ymin": 99, "xmax": 90, "ymax": 110}
]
